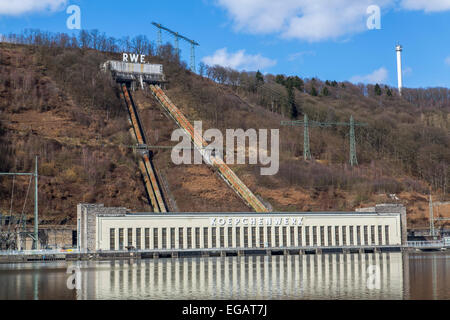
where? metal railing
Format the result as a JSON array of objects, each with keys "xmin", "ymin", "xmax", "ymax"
[
  {"xmin": 0, "ymin": 249, "xmax": 79, "ymax": 255},
  {"xmin": 406, "ymin": 240, "xmax": 446, "ymax": 248}
]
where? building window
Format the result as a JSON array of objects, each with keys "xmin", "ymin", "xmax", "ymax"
[
  {"xmin": 320, "ymin": 226, "xmax": 325, "ymax": 247},
  {"xmin": 211, "ymin": 227, "xmax": 217, "ymax": 248},
  {"xmin": 244, "ymin": 227, "xmax": 249, "ymax": 248},
  {"xmin": 385, "ymin": 225, "xmax": 390, "ymax": 245},
  {"xmin": 327, "ymin": 226, "xmax": 332, "ymax": 246},
  {"xmin": 136, "ymin": 228, "xmax": 141, "ymax": 250},
  {"xmin": 282, "ymin": 227, "xmax": 287, "ymax": 247},
  {"xmin": 170, "ymin": 228, "xmax": 175, "ymax": 249},
  {"xmin": 251, "ymin": 227, "xmax": 256, "ymax": 248},
  {"xmin": 312, "ymin": 226, "xmax": 317, "ymax": 246},
  {"xmin": 179, "ymin": 228, "xmax": 184, "ymax": 249},
  {"xmin": 119, "ymin": 228, "xmax": 124, "ymax": 250},
  {"xmin": 341, "ymin": 226, "xmax": 347, "ymax": 246},
  {"xmin": 195, "ymin": 228, "xmax": 200, "ymax": 249},
  {"xmin": 161, "ymin": 228, "xmax": 167, "ymax": 249},
  {"xmin": 203, "ymin": 227, "xmax": 208, "ymax": 248},
  {"xmin": 127, "ymin": 228, "xmax": 133, "ymax": 248},
  {"xmin": 370, "ymin": 225, "xmax": 375, "ymax": 245},
  {"xmin": 153, "ymin": 228, "xmax": 158, "ymax": 249},
  {"xmin": 334, "ymin": 226, "xmax": 339, "ymax": 246},
  {"xmin": 274, "ymin": 227, "xmax": 280, "ymax": 247},
  {"xmin": 110, "ymin": 228, "xmax": 115, "ymax": 251},
  {"xmin": 297, "ymin": 227, "xmax": 302, "ymax": 246},
  {"xmin": 187, "ymin": 227, "xmax": 192, "ymax": 249},
  {"xmin": 357, "ymin": 226, "xmax": 361, "ymax": 246},
  {"xmin": 228, "ymin": 227, "xmax": 233, "ymax": 247},
  {"xmin": 378, "ymin": 226, "xmax": 382, "ymax": 245},
  {"xmin": 145, "ymin": 228, "xmax": 150, "ymax": 249},
  {"xmin": 236, "ymin": 227, "xmax": 241, "ymax": 247},
  {"xmin": 364, "ymin": 226, "xmax": 368, "ymax": 245},
  {"xmin": 290, "ymin": 227, "xmax": 295, "ymax": 247},
  {"xmin": 219, "ymin": 227, "xmax": 225, "ymax": 248},
  {"xmin": 305, "ymin": 226, "xmax": 310, "ymax": 246},
  {"xmin": 349, "ymin": 226, "xmax": 354, "ymax": 246},
  {"xmin": 259, "ymin": 227, "xmax": 264, "ymax": 247},
  {"xmin": 267, "ymin": 227, "xmax": 272, "ymax": 247}
]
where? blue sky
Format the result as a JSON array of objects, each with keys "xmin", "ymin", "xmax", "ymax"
[{"xmin": 0, "ymin": 0, "xmax": 449, "ymax": 88}]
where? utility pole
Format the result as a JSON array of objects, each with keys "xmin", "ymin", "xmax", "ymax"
[
  {"xmin": 349, "ymin": 115, "xmax": 358, "ymax": 166},
  {"xmin": 429, "ymin": 189, "xmax": 450, "ymax": 238},
  {"xmin": 303, "ymin": 114, "xmax": 311, "ymax": 160},
  {"xmin": 156, "ymin": 28, "xmax": 162, "ymax": 53},
  {"xmin": 396, "ymin": 44, "xmax": 403, "ymax": 96},
  {"xmin": 429, "ymin": 189, "xmax": 435, "ymax": 237},
  {"xmin": 0, "ymin": 156, "xmax": 39, "ymax": 250},
  {"xmin": 33, "ymin": 156, "xmax": 38, "ymax": 250}
]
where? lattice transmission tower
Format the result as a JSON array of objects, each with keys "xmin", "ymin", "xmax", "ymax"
[
  {"xmin": 151, "ymin": 22, "xmax": 199, "ymax": 72},
  {"xmin": 281, "ymin": 115, "xmax": 367, "ymax": 166}
]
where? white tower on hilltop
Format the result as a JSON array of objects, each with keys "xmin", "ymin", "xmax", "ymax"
[{"xmin": 396, "ymin": 44, "xmax": 403, "ymax": 96}]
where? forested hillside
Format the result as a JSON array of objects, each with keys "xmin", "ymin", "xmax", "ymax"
[{"xmin": 0, "ymin": 30, "xmax": 448, "ymax": 227}]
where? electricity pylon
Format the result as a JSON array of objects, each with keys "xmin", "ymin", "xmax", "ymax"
[
  {"xmin": 349, "ymin": 115, "xmax": 358, "ymax": 166},
  {"xmin": 303, "ymin": 114, "xmax": 311, "ymax": 160},
  {"xmin": 281, "ymin": 115, "xmax": 367, "ymax": 166},
  {"xmin": 151, "ymin": 22, "xmax": 199, "ymax": 72},
  {"xmin": 0, "ymin": 156, "xmax": 39, "ymax": 249}
]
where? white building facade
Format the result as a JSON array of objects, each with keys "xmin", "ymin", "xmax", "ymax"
[{"xmin": 77, "ymin": 204, "xmax": 407, "ymax": 252}]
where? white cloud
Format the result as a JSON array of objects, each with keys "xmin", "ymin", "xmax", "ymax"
[
  {"xmin": 400, "ymin": 0, "xmax": 450, "ymax": 12},
  {"xmin": 216, "ymin": 0, "xmax": 393, "ymax": 42},
  {"xmin": 202, "ymin": 48, "xmax": 276, "ymax": 71},
  {"xmin": 350, "ymin": 67, "xmax": 388, "ymax": 84},
  {"xmin": 403, "ymin": 66, "xmax": 413, "ymax": 76},
  {"xmin": 216, "ymin": 0, "xmax": 450, "ymax": 42},
  {"xmin": 0, "ymin": 0, "xmax": 67, "ymax": 16},
  {"xmin": 287, "ymin": 50, "xmax": 315, "ymax": 62},
  {"xmin": 445, "ymin": 56, "xmax": 450, "ymax": 66}
]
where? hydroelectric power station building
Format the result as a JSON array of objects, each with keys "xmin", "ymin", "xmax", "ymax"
[
  {"xmin": 79, "ymin": 57, "xmax": 407, "ymax": 255},
  {"xmin": 77, "ymin": 204, "xmax": 407, "ymax": 253}
]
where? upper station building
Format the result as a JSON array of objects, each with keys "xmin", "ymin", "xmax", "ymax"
[
  {"xmin": 77, "ymin": 204, "xmax": 407, "ymax": 252},
  {"xmin": 101, "ymin": 53, "xmax": 166, "ymax": 89}
]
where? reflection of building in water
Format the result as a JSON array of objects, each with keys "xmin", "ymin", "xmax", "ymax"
[
  {"xmin": 77, "ymin": 204, "xmax": 407, "ymax": 251},
  {"xmin": 77, "ymin": 253, "xmax": 406, "ymax": 300}
]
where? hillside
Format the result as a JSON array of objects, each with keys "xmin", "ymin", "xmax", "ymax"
[{"xmin": 0, "ymin": 30, "xmax": 449, "ymax": 228}]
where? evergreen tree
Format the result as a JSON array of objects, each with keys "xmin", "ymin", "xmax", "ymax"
[
  {"xmin": 275, "ymin": 74, "xmax": 285, "ymax": 86},
  {"xmin": 374, "ymin": 83, "xmax": 382, "ymax": 96},
  {"xmin": 287, "ymin": 85, "xmax": 298, "ymax": 119},
  {"xmin": 255, "ymin": 70, "xmax": 264, "ymax": 86},
  {"xmin": 321, "ymin": 86, "xmax": 329, "ymax": 96},
  {"xmin": 292, "ymin": 76, "xmax": 304, "ymax": 91},
  {"xmin": 310, "ymin": 86, "xmax": 318, "ymax": 96}
]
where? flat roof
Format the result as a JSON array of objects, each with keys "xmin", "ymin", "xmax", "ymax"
[{"xmin": 121, "ymin": 211, "xmax": 392, "ymax": 217}]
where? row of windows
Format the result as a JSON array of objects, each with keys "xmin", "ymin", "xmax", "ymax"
[{"xmin": 109, "ymin": 225, "xmax": 391, "ymax": 250}]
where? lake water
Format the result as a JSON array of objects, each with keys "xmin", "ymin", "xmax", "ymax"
[{"xmin": 0, "ymin": 252, "xmax": 448, "ymax": 300}]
